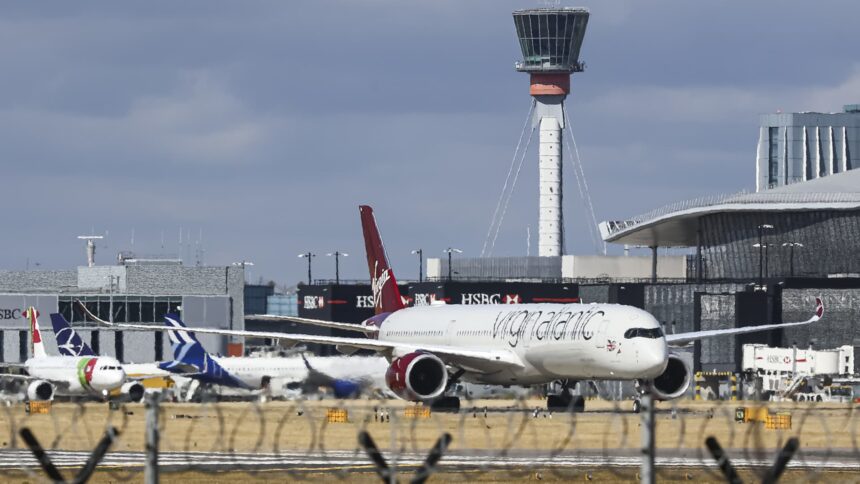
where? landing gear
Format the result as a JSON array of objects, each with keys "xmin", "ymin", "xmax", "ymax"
[
  {"xmin": 430, "ymin": 396, "xmax": 461, "ymax": 412},
  {"xmin": 546, "ymin": 381, "xmax": 585, "ymax": 412},
  {"xmin": 632, "ymin": 399, "xmax": 642, "ymax": 414},
  {"xmin": 429, "ymin": 369, "xmax": 465, "ymax": 413}
]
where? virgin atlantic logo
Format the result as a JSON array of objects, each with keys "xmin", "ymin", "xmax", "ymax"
[{"xmin": 371, "ymin": 261, "xmax": 391, "ymax": 309}]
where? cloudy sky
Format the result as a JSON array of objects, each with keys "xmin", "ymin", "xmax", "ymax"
[{"xmin": 1, "ymin": 1, "xmax": 858, "ymax": 284}]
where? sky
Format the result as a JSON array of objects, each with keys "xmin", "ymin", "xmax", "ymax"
[{"xmin": 1, "ymin": 1, "xmax": 858, "ymax": 285}]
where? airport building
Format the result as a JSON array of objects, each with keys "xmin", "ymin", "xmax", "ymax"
[
  {"xmin": 0, "ymin": 260, "xmax": 245, "ymax": 364},
  {"xmin": 756, "ymin": 105, "xmax": 860, "ymax": 191},
  {"xmin": 600, "ymin": 168, "xmax": 860, "ymax": 281}
]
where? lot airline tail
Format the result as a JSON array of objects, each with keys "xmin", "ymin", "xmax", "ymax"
[
  {"xmin": 50, "ymin": 313, "xmax": 96, "ymax": 357},
  {"xmin": 359, "ymin": 205, "xmax": 405, "ymax": 315}
]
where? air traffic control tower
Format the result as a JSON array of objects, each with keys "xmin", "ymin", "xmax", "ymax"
[{"xmin": 513, "ymin": 8, "xmax": 589, "ymax": 257}]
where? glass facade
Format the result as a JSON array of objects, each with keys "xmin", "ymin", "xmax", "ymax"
[
  {"xmin": 513, "ymin": 9, "xmax": 588, "ymax": 72},
  {"xmin": 768, "ymin": 127, "xmax": 779, "ymax": 187},
  {"xmin": 59, "ymin": 295, "xmax": 182, "ymax": 324}
]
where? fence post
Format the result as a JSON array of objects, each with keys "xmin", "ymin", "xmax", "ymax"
[
  {"xmin": 640, "ymin": 389, "xmax": 655, "ymax": 484},
  {"xmin": 145, "ymin": 393, "xmax": 160, "ymax": 484}
]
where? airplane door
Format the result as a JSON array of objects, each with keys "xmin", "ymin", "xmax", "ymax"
[{"xmin": 445, "ymin": 319, "xmax": 457, "ymax": 346}]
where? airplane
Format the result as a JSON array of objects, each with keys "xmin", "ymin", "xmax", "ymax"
[
  {"xmin": 0, "ymin": 308, "xmax": 144, "ymax": 402},
  {"xmin": 50, "ymin": 312, "xmax": 173, "ymax": 384},
  {"xmin": 77, "ymin": 206, "xmax": 825, "ymax": 412},
  {"xmin": 75, "ymin": 307, "xmax": 388, "ymax": 399}
]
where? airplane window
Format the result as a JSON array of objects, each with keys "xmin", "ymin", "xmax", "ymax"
[{"xmin": 623, "ymin": 327, "xmax": 664, "ymax": 339}]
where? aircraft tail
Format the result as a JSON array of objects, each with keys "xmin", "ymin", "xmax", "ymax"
[
  {"xmin": 359, "ymin": 205, "xmax": 405, "ymax": 315},
  {"xmin": 162, "ymin": 313, "xmax": 208, "ymax": 370},
  {"xmin": 24, "ymin": 307, "xmax": 47, "ymax": 358},
  {"xmin": 159, "ymin": 313, "xmax": 251, "ymax": 389},
  {"xmin": 50, "ymin": 313, "xmax": 95, "ymax": 357}
]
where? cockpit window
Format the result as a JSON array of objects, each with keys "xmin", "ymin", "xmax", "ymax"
[{"xmin": 623, "ymin": 327, "xmax": 664, "ymax": 339}]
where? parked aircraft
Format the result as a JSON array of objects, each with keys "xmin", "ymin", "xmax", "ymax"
[
  {"xmin": 50, "ymin": 312, "xmax": 172, "ymax": 385},
  {"xmin": 75, "ymin": 307, "xmax": 387, "ymax": 399},
  {"xmin": 0, "ymin": 308, "xmax": 144, "ymax": 401},
  {"xmin": 78, "ymin": 206, "xmax": 824, "ymax": 411}
]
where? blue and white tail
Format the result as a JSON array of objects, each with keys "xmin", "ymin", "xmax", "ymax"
[
  {"xmin": 158, "ymin": 313, "xmax": 250, "ymax": 389},
  {"xmin": 50, "ymin": 313, "xmax": 95, "ymax": 357},
  {"xmin": 162, "ymin": 313, "xmax": 208, "ymax": 370}
]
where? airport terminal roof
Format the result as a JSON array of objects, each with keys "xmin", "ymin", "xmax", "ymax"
[{"xmin": 599, "ymin": 169, "xmax": 860, "ymax": 247}]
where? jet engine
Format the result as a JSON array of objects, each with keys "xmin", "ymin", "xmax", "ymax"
[
  {"xmin": 27, "ymin": 380, "xmax": 54, "ymax": 401},
  {"xmin": 643, "ymin": 354, "xmax": 692, "ymax": 401},
  {"xmin": 385, "ymin": 352, "xmax": 447, "ymax": 401},
  {"xmin": 120, "ymin": 381, "xmax": 145, "ymax": 402}
]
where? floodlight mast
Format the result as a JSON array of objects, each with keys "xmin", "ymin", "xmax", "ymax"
[{"xmin": 513, "ymin": 8, "xmax": 589, "ymax": 257}]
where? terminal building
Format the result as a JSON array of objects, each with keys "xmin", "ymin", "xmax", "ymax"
[
  {"xmin": 0, "ymin": 259, "xmax": 245, "ymax": 364},
  {"xmin": 756, "ymin": 105, "xmax": 860, "ymax": 191}
]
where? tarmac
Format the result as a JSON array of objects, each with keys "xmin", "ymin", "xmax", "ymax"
[{"xmin": 1, "ymin": 447, "xmax": 858, "ymax": 472}]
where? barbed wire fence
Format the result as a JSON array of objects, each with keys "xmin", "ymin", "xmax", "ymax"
[{"xmin": 0, "ymin": 391, "xmax": 857, "ymax": 483}]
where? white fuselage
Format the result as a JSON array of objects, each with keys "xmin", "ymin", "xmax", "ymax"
[
  {"xmin": 377, "ymin": 303, "xmax": 669, "ymax": 385},
  {"xmin": 26, "ymin": 356, "xmax": 126, "ymax": 395},
  {"xmin": 208, "ymin": 355, "xmax": 388, "ymax": 390}
]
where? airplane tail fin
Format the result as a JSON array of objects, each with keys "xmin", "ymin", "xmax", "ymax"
[
  {"xmin": 359, "ymin": 205, "xmax": 405, "ymax": 315},
  {"xmin": 24, "ymin": 307, "xmax": 47, "ymax": 358},
  {"xmin": 50, "ymin": 313, "xmax": 95, "ymax": 357},
  {"xmin": 162, "ymin": 313, "xmax": 207, "ymax": 369}
]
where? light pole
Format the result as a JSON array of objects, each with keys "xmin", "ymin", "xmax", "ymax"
[
  {"xmin": 752, "ymin": 243, "xmax": 772, "ymax": 282},
  {"xmin": 411, "ymin": 249, "xmax": 423, "ymax": 282},
  {"xmin": 782, "ymin": 242, "xmax": 803, "ymax": 277},
  {"xmin": 326, "ymin": 251, "xmax": 348, "ymax": 284},
  {"xmin": 756, "ymin": 224, "xmax": 774, "ymax": 287},
  {"xmin": 298, "ymin": 253, "xmax": 315, "ymax": 285},
  {"xmin": 443, "ymin": 248, "xmax": 462, "ymax": 281}
]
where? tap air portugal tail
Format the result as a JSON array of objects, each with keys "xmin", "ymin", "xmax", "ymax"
[
  {"xmin": 50, "ymin": 313, "xmax": 96, "ymax": 357},
  {"xmin": 24, "ymin": 307, "xmax": 47, "ymax": 358},
  {"xmin": 359, "ymin": 205, "xmax": 405, "ymax": 315}
]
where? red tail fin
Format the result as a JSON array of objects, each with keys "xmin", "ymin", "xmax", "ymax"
[{"xmin": 359, "ymin": 205, "xmax": 405, "ymax": 315}]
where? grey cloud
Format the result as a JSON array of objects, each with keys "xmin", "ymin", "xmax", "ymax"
[{"xmin": 1, "ymin": 1, "xmax": 859, "ymax": 283}]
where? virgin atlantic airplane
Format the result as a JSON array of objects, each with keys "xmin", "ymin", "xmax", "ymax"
[{"xmin": 88, "ymin": 206, "xmax": 824, "ymax": 412}]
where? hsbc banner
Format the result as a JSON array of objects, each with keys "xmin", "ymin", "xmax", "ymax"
[
  {"xmin": 406, "ymin": 282, "xmax": 579, "ymax": 307},
  {"xmin": 297, "ymin": 284, "xmax": 408, "ymax": 323},
  {"xmin": 0, "ymin": 294, "xmax": 59, "ymax": 329}
]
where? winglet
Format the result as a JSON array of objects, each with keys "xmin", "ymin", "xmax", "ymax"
[
  {"xmin": 814, "ymin": 297, "xmax": 824, "ymax": 320},
  {"xmin": 75, "ymin": 300, "xmax": 111, "ymax": 325}
]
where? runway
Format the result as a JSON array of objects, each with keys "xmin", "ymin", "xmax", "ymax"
[{"xmin": 0, "ymin": 448, "xmax": 858, "ymax": 472}]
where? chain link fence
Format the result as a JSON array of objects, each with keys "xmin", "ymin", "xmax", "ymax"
[{"xmin": 0, "ymin": 394, "xmax": 857, "ymax": 482}]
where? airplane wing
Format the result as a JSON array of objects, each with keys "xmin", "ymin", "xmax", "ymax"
[
  {"xmin": 76, "ymin": 301, "xmax": 522, "ymax": 373},
  {"xmin": 245, "ymin": 314, "xmax": 377, "ymax": 335},
  {"xmin": 113, "ymin": 323, "xmax": 522, "ymax": 373},
  {"xmin": 665, "ymin": 297, "xmax": 823, "ymax": 347}
]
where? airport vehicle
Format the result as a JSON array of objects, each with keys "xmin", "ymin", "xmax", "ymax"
[
  {"xmin": 0, "ymin": 308, "xmax": 143, "ymax": 401},
  {"xmin": 80, "ymin": 206, "xmax": 825, "ymax": 411}
]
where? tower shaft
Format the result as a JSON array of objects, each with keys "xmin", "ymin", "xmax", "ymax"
[{"xmin": 538, "ymin": 114, "xmax": 563, "ymax": 257}]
